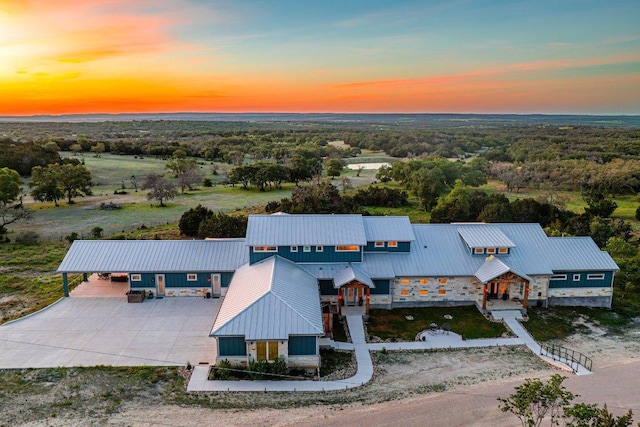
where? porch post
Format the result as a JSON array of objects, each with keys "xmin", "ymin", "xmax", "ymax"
[
  {"xmin": 338, "ymin": 288, "xmax": 343, "ymax": 316},
  {"xmin": 62, "ymin": 273, "xmax": 69, "ymax": 297},
  {"xmin": 365, "ymin": 287, "xmax": 370, "ymax": 315},
  {"xmin": 482, "ymin": 283, "xmax": 487, "ymax": 310},
  {"xmin": 523, "ymin": 281, "xmax": 529, "ymax": 309}
]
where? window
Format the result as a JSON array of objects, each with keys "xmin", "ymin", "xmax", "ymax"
[
  {"xmin": 419, "ymin": 289, "xmax": 428, "ymax": 296},
  {"xmin": 587, "ymin": 274, "xmax": 605, "ymax": 280},
  {"xmin": 388, "ymin": 241, "xmax": 398, "ymax": 248},
  {"xmin": 550, "ymin": 274, "xmax": 567, "ymax": 280},
  {"xmin": 254, "ymin": 246, "xmax": 277, "ymax": 252},
  {"xmin": 316, "ymin": 246, "xmax": 323, "ymax": 252},
  {"xmin": 474, "ymin": 248, "xmax": 484, "ymax": 254},
  {"xmin": 374, "ymin": 241, "xmax": 384, "ymax": 248},
  {"xmin": 420, "ymin": 278, "xmax": 428, "ymax": 284},
  {"xmin": 439, "ymin": 278, "xmax": 447, "ymax": 284},
  {"xmin": 573, "ymin": 274, "xmax": 581, "ymax": 282},
  {"xmin": 186, "ymin": 274, "xmax": 197, "ymax": 281},
  {"xmin": 400, "ymin": 289, "xmax": 409, "ymax": 296},
  {"xmin": 400, "ymin": 278, "xmax": 410, "ymax": 285},
  {"xmin": 256, "ymin": 341, "xmax": 279, "ymax": 362},
  {"xmin": 486, "ymin": 247, "xmax": 496, "ymax": 254},
  {"xmin": 303, "ymin": 245, "xmax": 311, "ymax": 252},
  {"xmin": 130, "ymin": 274, "xmax": 141, "ymax": 281},
  {"xmin": 336, "ymin": 245, "xmax": 359, "ymax": 252},
  {"xmin": 290, "ymin": 246, "xmax": 298, "ymax": 252},
  {"xmin": 438, "ymin": 289, "xmax": 446, "ymax": 295},
  {"xmin": 498, "ymin": 247, "xmax": 509, "ymax": 254}
]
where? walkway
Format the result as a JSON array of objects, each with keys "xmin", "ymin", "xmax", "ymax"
[
  {"xmin": 187, "ymin": 315, "xmax": 529, "ymax": 392},
  {"xmin": 493, "ymin": 310, "xmax": 592, "ymax": 375}
]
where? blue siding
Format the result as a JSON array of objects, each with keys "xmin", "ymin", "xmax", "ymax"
[
  {"xmin": 218, "ymin": 336, "xmax": 247, "ymax": 356},
  {"xmin": 129, "ymin": 272, "xmax": 234, "ymax": 288},
  {"xmin": 250, "ymin": 246, "xmax": 362, "ymax": 264},
  {"xmin": 288, "ymin": 336, "xmax": 317, "ymax": 356},
  {"xmin": 129, "ymin": 273, "xmax": 154, "ymax": 288},
  {"xmin": 371, "ymin": 279, "xmax": 390, "ymax": 295},
  {"xmin": 549, "ymin": 271, "xmax": 614, "ymax": 289},
  {"xmin": 364, "ymin": 241, "xmax": 411, "ymax": 253},
  {"xmin": 319, "ymin": 279, "xmax": 338, "ymax": 296}
]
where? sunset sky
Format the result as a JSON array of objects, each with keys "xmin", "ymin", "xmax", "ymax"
[{"xmin": 0, "ymin": 0, "xmax": 639, "ymax": 115}]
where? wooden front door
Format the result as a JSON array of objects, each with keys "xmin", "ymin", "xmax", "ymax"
[
  {"xmin": 156, "ymin": 274, "xmax": 165, "ymax": 297},
  {"xmin": 345, "ymin": 287, "xmax": 357, "ymax": 305}
]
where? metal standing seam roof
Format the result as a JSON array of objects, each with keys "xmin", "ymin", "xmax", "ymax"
[
  {"xmin": 333, "ymin": 263, "xmax": 375, "ymax": 288},
  {"xmin": 362, "ymin": 216, "xmax": 416, "ymax": 242},
  {"xmin": 245, "ymin": 214, "xmax": 367, "ymax": 246},
  {"xmin": 456, "ymin": 225, "xmax": 516, "ymax": 249},
  {"xmin": 547, "ymin": 238, "xmax": 619, "ymax": 271},
  {"xmin": 474, "ymin": 256, "xmax": 534, "ymax": 284},
  {"xmin": 57, "ymin": 239, "xmax": 248, "ymax": 273},
  {"xmin": 210, "ymin": 256, "xmax": 324, "ymax": 340}
]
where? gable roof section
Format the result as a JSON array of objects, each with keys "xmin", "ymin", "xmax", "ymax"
[
  {"xmin": 57, "ymin": 239, "xmax": 248, "ymax": 273},
  {"xmin": 474, "ymin": 256, "xmax": 533, "ymax": 284},
  {"xmin": 245, "ymin": 214, "xmax": 367, "ymax": 246},
  {"xmin": 457, "ymin": 225, "xmax": 516, "ymax": 249},
  {"xmin": 363, "ymin": 216, "xmax": 415, "ymax": 242},
  {"xmin": 333, "ymin": 263, "xmax": 375, "ymax": 288},
  {"xmin": 547, "ymin": 238, "xmax": 619, "ymax": 271},
  {"xmin": 210, "ymin": 256, "xmax": 324, "ymax": 340}
]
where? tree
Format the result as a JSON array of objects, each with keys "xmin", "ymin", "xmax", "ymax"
[
  {"xmin": 30, "ymin": 165, "xmax": 64, "ymax": 206},
  {"xmin": 179, "ymin": 204, "xmax": 213, "ymax": 237},
  {"xmin": 583, "ymin": 190, "xmax": 617, "ymax": 218},
  {"xmin": 198, "ymin": 212, "xmax": 248, "ymax": 238},
  {"xmin": 498, "ymin": 374, "xmax": 575, "ymax": 427},
  {"xmin": 564, "ymin": 403, "xmax": 634, "ymax": 427},
  {"xmin": 57, "ymin": 163, "xmax": 92, "ymax": 204},
  {"xmin": 142, "ymin": 174, "xmax": 177, "ymax": 207},
  {"xmin": 165, "ymin": 152, "xmax": 202, "ymax": 194},
  {"xmin": 325, "ymin": 159, "xmax": 344, "ymax": 179},
  {"xmin": 0, "ymin": 167, "xmax": 22, "ymax": 206}
]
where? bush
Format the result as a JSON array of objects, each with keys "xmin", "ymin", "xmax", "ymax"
[
  {"xmin": 91, "ymin": 227, "xmax": 103, "ymax": 239},
  {"xmin": 14, "ymin": 231, "xmax": 40, "ymax": 245},
  {"xmin": 214, "ymin": 359, "xmax": 231, "ymax": 380},
  {"xmin": 202, "ymin": 177, "xmax": 213, "ymax": 187},
  {"xmin": 179, "ymin": 204, "xmax": 213, "ymax": 237},
  {"xmin": 270, "ymin": 357, "xmax": 287, "ymax": 378},
  {"xmin": 248, "ymin": 359, "xmax": 269, "ymax": 380},
  {"xmin": 65, "ymin": 232, "xmax": 79, "ymax": 243}
]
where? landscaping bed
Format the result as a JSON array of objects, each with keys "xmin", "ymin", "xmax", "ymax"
[{"xmin": 366, "ymin": 306, "xmax": 509, "ymax": 341}]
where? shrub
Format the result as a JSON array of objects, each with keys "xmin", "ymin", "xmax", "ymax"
[
  {"xmin": 247, "ymin": 359, "xmax": 269, "ymax": 380},
  {"xmin": 270, "ymin": 357, "xmax": 287, "ymax": 378},
  {"xmin": 214, "ymin": 359, "xmax": 231, "ymax": 380},
  {"xmin": 65, "ymin": 232, "xmax": 79, "ymax": 243},
  {"xmin": 202, "ymin": 177, "xmax": 213, "ymax": 187},
  {"xmin": 14, "ymin": 231, "xmax": 40, "ymax": 245},
  {"xmin": 91, "ymin": 227, "xmax": 103, "ymax": 239}
]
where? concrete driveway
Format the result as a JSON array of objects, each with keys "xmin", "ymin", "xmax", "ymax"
[{"xmin": 0, "ymin": 296, "xmax": 221, "ymax": 368}]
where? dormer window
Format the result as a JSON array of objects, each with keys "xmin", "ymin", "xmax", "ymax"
[
  {"xmin": 388, "ymin": 241, "xmax": 398, "ymax": 248},
  {"xmin": 374, "ymin": 241, "xmax": 384, "ymax": 248},
  {"xmin": 290, "ymin": 246, "xmax": 298, "ymax": 252},
  {"xmin": 254, "ymin": 246, "xmax": 277, "ymax": 252},
  {"xmin": 474, "ymin": 248, "xmax": 484, "ymax": 254},
  {"xmin": 303, "ymin": 246, "xmax": 311, "ymax": 252},
  {"xmin": 336, "ymin": 245, "xmax": 359, "ymax": 252},
  {"xmin": 498, "ymin": 247, "xmax": 508, "ymax": 254},
  {"xmin": 486, "ymin": 247, "xmax": 496, "ymax": 254},
  {"xmin": 316, "ymin": 246, "xmax": 323, "ymax": 252}
]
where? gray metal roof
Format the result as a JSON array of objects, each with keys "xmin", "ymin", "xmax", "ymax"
[
  {"xmin": 210, "ymin": 256, "xmax": 324, "ymax": 340},
  {"xmin": 333, "ymin": 264, "xmax": 375, "ymax": 288},
  {"xmin": 456, "ymin": 225, "xmax": 516, "ymax": 249},
  {"xmin": 245, "ymin": 214, "xmax": 367, "ymax": 246},
  {"xmin": 298, "ymin": 263, "xmax": 348, "ymax": 280},
  {"xmin": 474, "ymin": 256, "xmax": 533, "ymax": 284},
  {"xmin": 360, "ymin": 253, "xmax": 397, "ymax": 279},
  {"xmin": 547, "ymin": 238, "xmax": 619, "ymax": 271},
  {"xmin": 363, "ymin": 216, "xmax": 415, "ymax": 242},
  {"xmin": 57, "ymin": 239, "xmax": 248, "ymax": 273}
]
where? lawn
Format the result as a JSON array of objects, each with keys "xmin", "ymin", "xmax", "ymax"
[{"xmin": 366, "ymin": 306, "xmax": 508, "ymax": 341}]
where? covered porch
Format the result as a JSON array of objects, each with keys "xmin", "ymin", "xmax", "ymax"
[
  {"xmin": 476, "ymin": 256, "xmax": 531, "ymax": 311},
  {"xmin": 334, "ymin": 263, "xmax": 374, "ymax": 316}
]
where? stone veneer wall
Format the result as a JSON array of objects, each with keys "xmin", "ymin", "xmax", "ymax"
[{"xmin": 548, "ymin": 287, "xmax": 612, "ymax": 308}]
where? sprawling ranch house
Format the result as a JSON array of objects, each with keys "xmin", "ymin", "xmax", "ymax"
[{"xmin": 57, "ymin": 214, "xmax": 618, "ymax": 369}]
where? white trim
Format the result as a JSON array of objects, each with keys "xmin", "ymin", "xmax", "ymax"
[
  {"xmin": 303, "ymin": 246, "xmax": 311, "ymax": 252},
  {"xmin": 187, "ymin": 273, "xmax": 198, "ymax": 281},
  {"xmin": 130, "ymin": 274, "xmax": 142, "ymax": 281},
  {"xmin": 486, "ymin": 247, "xmax": 496, "ymax": 254},
  {"xmin": 253, "ymin": 246, "xmax": 277, "ymax": 252},
  {"xmin": 573, "ymin": 274, "xmax": 580, "ymax": 282},
  {"xmin": 474, "ymin": 247, "xmax": 484, "ymax": 254},
  {"xmin": 550, "ymin": 274, "xmax": 567, "ymax": 280},
  {"xmin": 290, "ymin": 246, "xmax": 298, "ymax": 252},
  {"xmin": 374, "ymin": 241, "xmax": 384, "ymax": 248},
  {"xmin": 388, "ymin": 241, "xmax": 398, "ymax": 248},
  {"xmin": 587, "ymin": 273, "xmax": 605, "ymax": 280},
  {"xmin": 316, "ymin": 246, "xmax": 323, "ymax": 252}
]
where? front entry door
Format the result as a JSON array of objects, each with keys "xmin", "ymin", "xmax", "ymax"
[
  {"xmin": 156, "ymin": 274, "xmax": 165, "ymax": 297},
  {"xmin": 211, "ymin": 273, "xmax": 221, "ymax": 297},
  {"xmin": 344, "ymin": 287, "xmax": 357, "ymax": 306}
]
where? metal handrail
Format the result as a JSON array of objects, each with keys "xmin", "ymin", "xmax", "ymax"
[{"xmin": 540, "ymin": 343, "xmax": 592, "ymax": 373}]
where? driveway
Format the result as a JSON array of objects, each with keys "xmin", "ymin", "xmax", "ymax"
[{"xmin": 0, "ymin": 296, "xmax": 221, "ymax": 368}]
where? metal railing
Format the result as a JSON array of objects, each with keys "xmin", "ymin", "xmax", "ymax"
[{"xmin": 540, "ymin": 343, "xmax": 592, "ymax": 373}]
